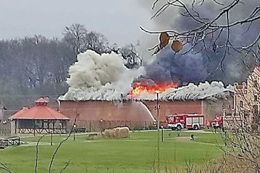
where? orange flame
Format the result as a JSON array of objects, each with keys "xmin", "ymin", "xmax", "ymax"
[{"xmin": 130, "ymin": 83, "xmax": 179, "ymax": 96}]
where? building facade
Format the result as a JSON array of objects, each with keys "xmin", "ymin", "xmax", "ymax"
[
  {"xmin": 234, "ymin": 66, "xmax": 260, "ymax": 129},
  {"xmin": 59, "ymin": 97, "xmax": 233, "ymax": 130}
]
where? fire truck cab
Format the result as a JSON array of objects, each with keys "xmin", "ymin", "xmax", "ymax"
[
  {"xmin": 211, "ymin": 116, "xmax": 223, "ymax": 128},
  {"xmin": 166, "ymin": 114, "xmax": 204, "ymax": 130}
]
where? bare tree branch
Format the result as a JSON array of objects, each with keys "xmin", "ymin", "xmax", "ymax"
[
  {"xmin": 48, "ymin": 119, "xmax": 76, "ymax": 173},
  {"xmin": 35, "ymin": 135, "xmax": 45, "ymax": 173},
  {"xmin": 0, "ymin": 163, "xmax": 12, "ymax": 173},
  {"xmin": 145, "ymin": 0, "xmax": 260, "ymax": 76},
  {"xmin": 59, "ymin": 160, "xmax": 70, "ymax": 173}
]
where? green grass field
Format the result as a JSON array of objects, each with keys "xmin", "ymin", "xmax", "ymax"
[{"xmin": 0, "ymin": 130, "xmax": 224, "ymax": 173}]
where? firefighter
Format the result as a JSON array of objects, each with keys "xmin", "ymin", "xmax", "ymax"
[
  {"xmin": 214, "ymin": 125, "xmax": 217, "ymax": 133},
  {"xmin": 206, "ymin": 120, "xmax": 210, "ymax": 129},
  {"xmin": 177, "ymin": 126, "xmax": 181, "ymax": 137},
  {"xmin": 190, "ymin": 134, "xmax": 194, "ymax": 140}
]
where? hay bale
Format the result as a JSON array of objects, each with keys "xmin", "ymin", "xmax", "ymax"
[
  {"xmin": 103, "ymin": 127, "xmax": 129, "ymax": 138},
  {"xmin": 108, "ymin": 129, "xmax": 116, "ymax": 138},
  {"xmin": 103, "ymin": 129, "xmax": 110, "ymax": 138},
  {"xmin": 114, "ymin": 127, "xmax": 129, "ymax": 138},
  {"xmin": 103, "ymin": 129, "xmax": 116, "ymax": 138}
]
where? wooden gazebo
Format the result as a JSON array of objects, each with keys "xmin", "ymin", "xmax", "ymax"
[{"xmin": 9, "ymin": 98, "xmax": 70, "ymax": 135}]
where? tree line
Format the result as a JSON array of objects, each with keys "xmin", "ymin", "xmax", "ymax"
[{"xmin": 0, "ymin": 24, "xmax": 141, "ymax": 109}]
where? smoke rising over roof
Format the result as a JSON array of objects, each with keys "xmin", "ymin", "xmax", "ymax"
[
  {"xmin": 59, "ymin": 0, "xmax": 258, "ymax": 101},
  {"xmin": 59, "ymin": 50, "xmax": 233, "ymax": 101},
  {"xmin": 138, "ymin": 0, "xmax": 260, "ymax": 84},
  {"xmin": 135, "ymin": 81, "xmax": 233, "ymax": 101},
  {"xmin": 146, "ymin": 45, "xmax": 208, "ymax": 84},
  {"xmin": 67, "ymin": 50, "xmax": 128, "ymax": 89},
  {"xmin": 60, "ymin": 50, "xmax": 145, "ymax": 101}
]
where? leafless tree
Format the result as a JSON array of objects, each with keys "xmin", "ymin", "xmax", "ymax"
[
  {"xmin": 63, "ymin": 24, "xmax": 88, "ymax": 55},
  {"xmin": 142, "ymin": 0, "xmax": 260, "ymax": 78},
  {"xmin": 119, "ymin": 44, "xmax": 143, "ymax": 69},
  {"xmin": 212, "ymin": 67, "xmax": 260, "ymax": 172},
  {"xmin": 84, "ymin": 31, "xmax": 109, "ymax": 54},
  {"xmin": 63, "ymin": 24, "xmax": 109, "ymax": 55},
  {"xmin": 0, "ymin": 35, "xmax": 74, "ymax": 109},
  {"xmin": 0, "ymin": 24, "xmax": 132, "ymax": 109}
]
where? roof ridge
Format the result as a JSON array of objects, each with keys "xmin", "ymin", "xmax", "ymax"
[
  {"xmin": 45, "ymin": 106, "xmax": 58, "ymax": 120},
  {"xmin": 45, "ymin": 106, "xmax": 69, "ymax": 119}
]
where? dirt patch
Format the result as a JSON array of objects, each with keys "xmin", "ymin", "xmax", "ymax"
[
  {"xmin": 176, "ymin": 137, "xmax": 192, "ymax": 142},
  {"xmin": 175, "ymin": 137, "xmax": 219, "ymax": 146},
  {"xmin": 21, "ymin": 142, "xmax": 52, "ymax": 147},
  {"xmin": 182, "ymin": 130, "xmax": 212, "ymax": 133}
]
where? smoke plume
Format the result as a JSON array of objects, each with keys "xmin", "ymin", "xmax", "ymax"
[
  {"xmin": 146, "ymin": 45, "xmax": 208, "ymax": 85},
  {"xmin": 60, "ymin": 50, "xmax": 145, "ymax": 100},
  {"xmin": 60, "ymin": 0, "xmax": 259, "ymax": 100},
  {"xmin": 60, "ymin": 50, "xmax": 233, "ymax": 101},
  {"xmin": 138, "ymin": 0, "xmax": 260, "ymax": 84},
  {"xmin": 135, "ymin": 81, "xmax": 233, "ymax": 101}
]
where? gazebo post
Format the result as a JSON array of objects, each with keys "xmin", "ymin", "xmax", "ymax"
[
  {"xmin": 15, "ymin": 120, "xmax": 17, "ymax": 134},
  {"xmin": 59, "ymin": 120, "xmax": 62, "ymax": 135},
  {"xmin": 51, "ymin": 128, "xmax": 53, "ymax": 146},
  {"xmin": 33, "ymin": 120, "xmax": 36, "ymax": 136},
  {"xmin": 65, "ymin": 121, "xmax": 67, "ymax": 133},
  {"xmin": 50, "ymin": 120, "xmax": 53, "ymax": 146},
  {"xmin": 48, "ymin": 120, "xmax": 50, "ymax": 133},
  {"xmin": 41, "ymin": 120, "xmax": 44, "ymax": 132},
  {"xmin": 53, "ymin": 120, "xmax": 55, "ymax": 133}
]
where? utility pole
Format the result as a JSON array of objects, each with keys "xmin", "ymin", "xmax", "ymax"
[
  {"xmin": 73, "ymin": 124, "xmax": 76, "ymax": 141},
  {"xmin": 155, "ymin": 91, "xmax": 160, "ymax": 173}
]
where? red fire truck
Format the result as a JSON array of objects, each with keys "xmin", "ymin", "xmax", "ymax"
[
  {"xmin": 166, "ymin": 114, "xmax": 205, "ymax": 130},
  {"xmin": 211, "ymin": 116, "xmax": 223, "ymax": 128}
]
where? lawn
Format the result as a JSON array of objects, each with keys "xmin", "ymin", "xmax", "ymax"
[{"xmin": 0, "ymin": 130, "xmax": 224, "ymax": 173}]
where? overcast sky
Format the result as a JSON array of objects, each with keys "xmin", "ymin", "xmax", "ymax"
[{"xmin": 0, "ymin": 0, "xmax": 154, "ymax": 46}]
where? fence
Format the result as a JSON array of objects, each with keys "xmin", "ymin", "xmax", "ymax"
[
  {"xmin": 0, "ymin": 120, "xmax": 156, "ymax": 134},
  {"xmin": 69, "ymin": 120, "xmax": 156, "ymax": 132}
]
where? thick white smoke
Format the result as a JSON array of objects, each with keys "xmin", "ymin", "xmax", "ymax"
[{"xmin": 59, "ymin": 50, "xmax": 145, "ymax": 100}]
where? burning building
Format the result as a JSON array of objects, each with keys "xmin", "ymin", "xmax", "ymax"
[{"xmin": 58, "ymin": 50, "xmax": 234, "ymax": 131}]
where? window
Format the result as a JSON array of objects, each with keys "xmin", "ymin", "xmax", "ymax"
[
  {"xmin": 253, "ymin": 105, "xmax": 258, "ymax": 115},
  {"xmin": 225, "ymin": 113, "xmax": 232, "ymax": 117},
  {"xmin": 254, "ymin": 80, "xmax": 258, "ymax": 88},
  {"xmin": 240, "ymin": 101, "xmax": 243, "ymax": 108},
  {"xmin": 255, "ymin": 95, "xmax": 258, "ymax": 101}
]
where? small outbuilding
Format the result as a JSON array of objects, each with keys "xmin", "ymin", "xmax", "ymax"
[{"xmin": 9, "ymin": 98, "xmax": 70, "ymax": 135}]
